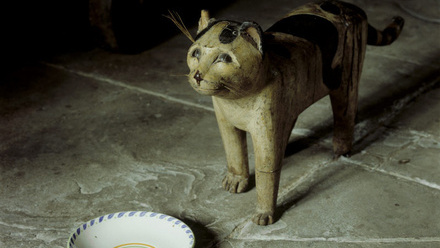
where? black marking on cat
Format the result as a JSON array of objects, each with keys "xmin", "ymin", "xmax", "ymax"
[
  {"xmin": 196, "ymin": 20, "xmax": 265, "ymax": 54},
  {"xmin": 196, "ymin": 20, "xmax": 239, "ymax": 41},
  {"xmin": 195, "ymin": 20, "xmax": 220, "ymax": 40},
  {"xmin": 368, "ymin": 16, "xmax": 405, "ymax": 45},
  {"xmin": 264, "ymin": 34, "xmax": 291, "ymax": 59},
  {"xmin": 320, "ymin": 1, "xmax": 341, "ymax": 15},
  {"xmin": 219, "ymin": 22, "xmax": 240, "ymax": 44},
  {"xmin": 266, "ymin": 14, "xmax": 341, "ymax": 89}
]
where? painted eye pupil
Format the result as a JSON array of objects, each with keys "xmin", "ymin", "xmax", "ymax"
[
  {"xmin": 192, "ymin": 49, "xmax": 200, "ymax": 58},
  {"xmin": 218, "ymin": 53, "xmax": 232, "ymax": 63}
]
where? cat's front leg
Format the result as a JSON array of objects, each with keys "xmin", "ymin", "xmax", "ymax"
[
  {"xmin": 213, "ymin": 103, "xmax": 249, "ymax": 193},
  {"xmin": 253, "ymin": 168, "xmax": 281, "ymax": 225},
  {"xmin": 220, "ymin": 125, "xmax": 249, "ymax": 193},
  {"xmin": 251, "ymin": 129, "xmax": 285, "ymax": 225}
]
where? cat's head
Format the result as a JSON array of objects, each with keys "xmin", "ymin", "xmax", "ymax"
[{"xmin": 187, "ymin": 11, "xmax": 265, "ymax": 99}]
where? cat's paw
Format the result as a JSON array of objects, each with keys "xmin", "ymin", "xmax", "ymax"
[
  {"xmin": 222, "ymin": 173, "xmax": 248, "ymax": 193},
  {"xmin": 252, "ymin": 211, "xmax": 275, "ymax": 226}
]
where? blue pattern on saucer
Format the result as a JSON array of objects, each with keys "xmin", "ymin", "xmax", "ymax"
[{"xmin": 67, "ymin": 211, "xmax": 195, "ymax": 248}]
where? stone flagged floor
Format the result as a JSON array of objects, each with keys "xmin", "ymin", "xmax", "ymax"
[{"xmin": 1, "ymin": 0, "xmax": 440, "ymax": 247}]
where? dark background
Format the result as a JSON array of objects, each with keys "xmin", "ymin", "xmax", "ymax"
[{"xmin": 3, "ymin": 0, "xmax": 233, "ymax": 69}]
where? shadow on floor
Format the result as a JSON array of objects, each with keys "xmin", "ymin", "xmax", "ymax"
[
  {"xmin": 284, "ymin": 57, "xmax": 440, "ymax": 159},
  {"xmin": 181, "ymin": 217, "xmax": 220, "ymax": 248},
  {"xmin": 275, "ymin": 158, "xmax": 348, "ymax": 222},
  {"xmin": 278, "ymin": 57, "xmax": 440, "ymax": 220}
]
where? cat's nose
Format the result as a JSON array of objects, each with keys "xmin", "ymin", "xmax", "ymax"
[{"xmin": 194, "ymin": 70, "xmax": 203, "ymax": 85}]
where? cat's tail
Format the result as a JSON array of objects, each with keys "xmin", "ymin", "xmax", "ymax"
[{"xmin": 367, "ymin": 16, "xmax": 405, "ymax": 46}]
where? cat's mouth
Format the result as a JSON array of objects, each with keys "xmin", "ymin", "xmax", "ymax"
[{"xmin": 192, "ymin": 80, "xmax": 228, "ymax": 95}]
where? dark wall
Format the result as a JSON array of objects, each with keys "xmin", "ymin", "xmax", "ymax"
[
  {"xmin": 3, "ymin": 0, "xmax": 233, "ymax": 67},
  {"xmin": 4, "ymin": 0, "xmax": 90, "ymax": 67}
]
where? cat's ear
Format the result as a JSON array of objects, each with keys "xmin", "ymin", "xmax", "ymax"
[
  {"xmin": 197, "ymin": 10, "xmax": 212, "ymax": 34},
  {"xmin": 240, "ymin": 22, "xmax": 264, "ymax": 54}
]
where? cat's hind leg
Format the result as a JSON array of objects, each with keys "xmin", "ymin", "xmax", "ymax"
[
  {"xmin": 329, "ymin": 84, "xmax": 358, "ymax": 156},
  {"xmin": 329, "ymin": 22, "xmax": 367, "ymax": 156}
]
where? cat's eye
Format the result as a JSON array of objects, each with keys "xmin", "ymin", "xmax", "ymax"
[
  {"xmin": 191, "ymin": 48, "xmax": 201, "ymax": 59},
  {"xmin": 217, "ymin": 53, "xmax": 233, "ymax": 63}
]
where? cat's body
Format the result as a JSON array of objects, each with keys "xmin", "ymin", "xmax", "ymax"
[{"xmin": 186, "ymin": 0, "xmax": 404, "ymax": 225}]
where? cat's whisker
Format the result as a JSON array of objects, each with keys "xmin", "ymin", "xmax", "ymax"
[
  {"xmin": 222, "ymin": 83, "xmax": 245, "ymax": 97},
  {"xmin": 170, "ymin": 74, "xmax": 190, "ymax": 77},
  {"xmin": 222, "ymin": 83, "xmax": 239, "ymax": 92},
  {"xmin": 164, "ymin": 10, "xmax": 195, "ymax": 43}
]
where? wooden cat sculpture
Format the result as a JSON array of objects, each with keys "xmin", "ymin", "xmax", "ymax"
[{"xmin": 186, "ymin": 0, "xmax": 404, "ymax": 225}]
